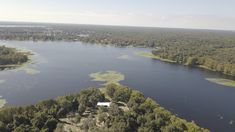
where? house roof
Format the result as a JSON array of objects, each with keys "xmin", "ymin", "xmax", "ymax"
[{"xmin": 97, "ymin": 102, "xmax": 111, "ymax": 106}]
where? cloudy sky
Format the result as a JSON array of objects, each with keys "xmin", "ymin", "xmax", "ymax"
[{"xmin": 0, "ymin": 0, "xmax": 235, "ymax": 30}]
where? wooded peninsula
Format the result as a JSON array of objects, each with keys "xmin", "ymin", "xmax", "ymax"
[{"xmin": 0, "ymin": 84, "xmax": 209, "ymax": 132}]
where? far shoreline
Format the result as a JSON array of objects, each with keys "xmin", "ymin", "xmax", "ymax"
[{"xmin": 135, "ymin": 51, "xmax": 235, "ymax": 79}]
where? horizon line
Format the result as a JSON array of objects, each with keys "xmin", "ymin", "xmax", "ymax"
[{"xmin": 0, "ymin": 20, "xmax": 234, "ymax": 32}]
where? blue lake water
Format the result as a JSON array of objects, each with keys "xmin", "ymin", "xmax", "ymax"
[{"xmin": 0, "ymin": 41, "xmax": 234, "ymax": 132}]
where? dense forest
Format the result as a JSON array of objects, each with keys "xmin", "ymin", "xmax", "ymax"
[
  {"xmin": 0, "ymin": 22, "xmax": 234, "ymax": 76},
  {"xmin": 0, "ymin": 46, "xmax": 28, "ymax": 66},
  {"xmin": 0, "ymin": 84, "xmax": 209, "ymax": 132}
]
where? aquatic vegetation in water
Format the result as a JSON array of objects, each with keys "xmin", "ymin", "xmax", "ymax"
[
  {"xmin": 13, "ymin": 66, "xmax": 40, "ymax": 75},
  {"xmin": 0, "ymin": 96, "xmax": 6, "ymax": 108},
  {"xmin": 205, "ymin": 78, "xmax": 235, "ymax": 87},
  {"xmin": 135, "ymin": 51, "xmax": 176, "ymax": 63},
  {"xmin": 0, "ymin": 80, "xmax": 6, "ymax": 84},
  {"xmin": 117, "ymin": 54, "xmax": 132, "ymax": 60},
  {"xmin": 23, "ymin": 68, "xmax": 40, "ymax": 75},
  {"xmin": 89, "ymin": 71, "xmax": 124, "ymax": 85}
]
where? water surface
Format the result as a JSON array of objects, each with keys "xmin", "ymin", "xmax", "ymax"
[{"xmin": 0, "ymin": 41, "xmax": 234, "ymax": 132}]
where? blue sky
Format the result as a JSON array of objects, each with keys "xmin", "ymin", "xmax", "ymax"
[{"xmin": 0, "ymin": 0, "xmax": 235, "ymax": 30}]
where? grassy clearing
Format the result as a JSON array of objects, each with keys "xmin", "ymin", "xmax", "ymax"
[
  {"xmin": 135, "ymin": 51, "xmax": 176, "ymax": 63},
  {"xmin": 89, "ymin": 71, "xmax": 124, "ymax": 85},
  {"xmin": 205, "ymin": 78, "xmax": 235, "ymax": 87}
]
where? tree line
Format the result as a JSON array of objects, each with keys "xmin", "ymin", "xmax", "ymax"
[
  {"xmin": 0, "ymin": 46, "xmax": 28, "ymax": 66},
  {"xmin": 0, "ymin": 23, "xmax": 234, "ymax": 76}
]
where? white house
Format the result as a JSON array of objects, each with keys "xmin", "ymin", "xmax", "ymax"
[{"xmin": 97, "ymin": 102, "xmax": 111, "ymax": 107}]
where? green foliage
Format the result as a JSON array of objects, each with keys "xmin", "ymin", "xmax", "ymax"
[
  {"xmin": 139, "ymin": 98, "xmax": 158, "ymax": 114},
  {"xmin": 0, "ymin": 121, "xmax": 7, "ymax": 132},
  {"xmin": 106, "ymin": 83, "xmax": 132, "ymax": 103},
  {"xmin": 90, "ymin": 71, "xmax": 125, "ymax": 85},
  {"xmin": 98, "ymin": 112, "xmax": 107, "ymax": 123},
  {"xmin": 80, "ymin": 115, "xmax": 96, "ymax": 131},
  {"xmin": 186, "ymin": 57, "xmax": 199, "ymax": 66},
  {"xmin": 109, "ymin": 120, "xmax": 129, "ymax": 132},
  {"xmin": 127, "ymin": 90, "xmax": 146, "ymax": 113},
  {"xmin": 75, "ymin": 114, "xmax": 82, "ymax": 123},
  {"xmin": 106, "ymin": 83, "xmax": 117, "ymax": 98},
  {"xmin": 43, "ymin": 118, "xmax": 58, "ymax": 131},
  {"xmin": 77, "ymin": 104, "xmax": 86, "ymax": 115},
  {"xmin": 152, "ymin": 46, "xmax": 235, "ymax": 76},
  {"xmin": 0, "ymin": 94, "xmax": 79, "ymax": 131},
  {"xmin": 0, "ymin": 46, "xmax": 28, "ymax": 66},
  {"xmin": 78, "ymin": 87, "xmax": 105, "ymax": 107},
  {"xmin": 108, "ymin": 103, "xmax": 123, "ymax": 117},
  {"xmin": 113, "ymin": 86, "xmax": 132, "ymax": 103}
]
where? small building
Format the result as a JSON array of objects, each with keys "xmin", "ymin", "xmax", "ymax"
[{"xmin": 97, "ymin": 102, "xmax": 111, "ymax": 107}]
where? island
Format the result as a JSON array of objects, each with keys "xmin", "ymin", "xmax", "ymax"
[
  {"xmin": 0, "ymin": 45, "xmax": 29, "ymax": 69},
  {"xmin": 0, "ymin": 84, "xmax": 209, "ymax": 132}
]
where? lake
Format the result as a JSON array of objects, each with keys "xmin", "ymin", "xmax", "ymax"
[{"xmin": 0, "ymin": 41, "xmax": 234, "ymax": 132}]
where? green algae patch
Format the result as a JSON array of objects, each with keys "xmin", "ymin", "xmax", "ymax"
[
  {"xmin": 89, "ymin": 71, "xmax": 124, "ymax": 85},
  {"xmin": 117, "ymin": 54, "xmax": 132, "ymax": 60},
  {"xmin": 0, "ymin": 96, "xmax": 6, "ymax": 108},
  {"xmin": 135, "ymin": 51, "xmax": 176, "ymax": 63},
  {"xmin": 205, "ymin": 78, "xmax": 235, "ymax": 87}
]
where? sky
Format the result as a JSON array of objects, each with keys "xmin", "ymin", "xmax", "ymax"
[{"xmin": 0, "ymin": 0, "xmax": 235, "ymax": 30}]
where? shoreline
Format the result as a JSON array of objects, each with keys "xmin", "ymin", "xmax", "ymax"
[
  {"xmin": 135, "ymin": 51, "xmax": 176, "ymax": 63},
  {"xmin": 135, "ymin": 51, "xmax": 235, "ymax": 80}
]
